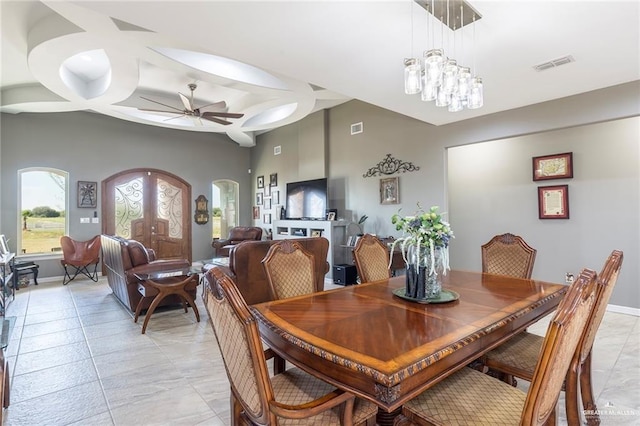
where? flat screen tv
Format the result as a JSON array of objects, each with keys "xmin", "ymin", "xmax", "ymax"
[{"xmin": 286, "ymin": 178, "xmax": 328, "ymax": 220}]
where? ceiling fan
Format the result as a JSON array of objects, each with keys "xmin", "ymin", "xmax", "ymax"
[{"xmin": 139, "ymin": 83, "xmax": 244, "ymax": 125}]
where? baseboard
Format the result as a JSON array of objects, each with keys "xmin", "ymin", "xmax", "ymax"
[{"xmin": 606, "ymin": 304, "xmax": 640, "ymax": 317}]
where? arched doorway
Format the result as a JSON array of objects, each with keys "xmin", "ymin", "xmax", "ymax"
[
  {"xmin": 212, "ymin": 180, "xmax": 239, "ymax": 239},
  {"xmin": 102, "ymin": 168, "xmax": 192, "ymax": 261}
]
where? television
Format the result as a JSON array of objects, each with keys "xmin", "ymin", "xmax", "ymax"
[{"xmin": 285, "ymin": 178, "xmax": 328, "ymax": 220}]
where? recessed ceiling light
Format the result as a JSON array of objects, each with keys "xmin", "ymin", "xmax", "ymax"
[{"xmin": 81, "ymin": 55, "xmax": 92, "ymax": 62}]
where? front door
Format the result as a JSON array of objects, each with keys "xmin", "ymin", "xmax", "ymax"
[{"xmin": 102, "ymin": 168, "xmax": 192, "ymax": 261}]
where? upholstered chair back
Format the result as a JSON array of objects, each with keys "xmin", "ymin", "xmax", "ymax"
[
  {"xmin": 262, "ymin": 240, "xmax": 316, "ymax": 300},
  {"xmin": 353, "ymin": 234, "xmax": 391, "ymax": 283}
]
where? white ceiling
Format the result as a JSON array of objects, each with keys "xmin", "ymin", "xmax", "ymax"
[{"xmin": 2, "ymin": 1, "xmax": 639, "ymax": 147}]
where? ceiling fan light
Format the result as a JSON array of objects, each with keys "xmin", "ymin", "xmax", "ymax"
[
  {"xmin": 468, "ymin": 77, "xmax": 484, "ymax": 109},
  {"xmin": 404, "ymin": 58, "xmax": 423, "ymax": 95}
]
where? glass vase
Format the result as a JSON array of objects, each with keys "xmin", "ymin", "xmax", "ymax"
[{"xmin": 405, "ymin": 245, "xmax": 445, "ymax": 300}]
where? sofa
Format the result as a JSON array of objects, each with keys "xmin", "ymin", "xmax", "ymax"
[
  {"xmin": 101, "ymin": 235, "xmax": 196, "ymax": 312},
  {"xmin": 212, "ymin": 226, "xmax": 263, "ymax": 257},
  {"xmin": 205, "ymin": 237, "xmax": 329, "ymax": 305}
]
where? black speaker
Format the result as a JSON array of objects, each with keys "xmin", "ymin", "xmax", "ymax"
[{"xmin": 333, "ymin": 264, "xmax": 357, "ymax": 285}]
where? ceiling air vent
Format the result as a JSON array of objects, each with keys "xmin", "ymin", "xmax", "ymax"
[{"xmin": 533, "ymin": 55, "xmax": 575, "ymax": 72}]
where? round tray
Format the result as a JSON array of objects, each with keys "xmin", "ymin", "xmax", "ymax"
[{"xmin": 392, "ymin": 287, "xmax": 460, "ymax": 304}]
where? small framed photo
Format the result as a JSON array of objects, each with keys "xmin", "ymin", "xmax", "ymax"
[
  {"xmin": 253, "ymin": 206, "xmax": 260, "ymax": 220},
  {"xmin": 257, "ymin": 175, "xmax": 265, "ymax": 189},
  {"xmin": 264, "ymin": 185, "xmax": 272, "ymax": 197},
  {"xmin": 256, "ymin": 192, "xmax": 263, "ymax": 205},
  {"xmin": 327, "ymin": 212, "xmax": 336, "ymax": 221},
  {"xmin": 270, "ymin": 173, "xmax": 278, "ymax": 187},
  {"xmin": 264, "ymin": 198, "xmax": 272, "ymax": 210},
  {"xmin": 263, "ymin": 213, "xmax": 272, "ymax": 224},
  {"xmin": 272, "ymin": 190, "xmax": 279, "ymax": 204},
  {"xmin": 532, "ymin": 152, "xmax": 573, "ymax": 181},
  {"xmin": 380, "ymin": 176, "xmax": 399, "ymax": 205},
  {"xmin": 311, "ymin": 230, "xmax": 322, "ymax": 237},
  {"xmin": 538, "ymin": 185, "xmax": 570, "ymax": 219},
  {"xmin": 78, "ymin": 181, "xmax": 97, "ymax": 208}
]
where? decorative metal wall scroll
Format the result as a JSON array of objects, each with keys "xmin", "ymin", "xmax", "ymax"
[{"xmin": 363, "ymin": 154, "xmax": 420, "ymax": 178}]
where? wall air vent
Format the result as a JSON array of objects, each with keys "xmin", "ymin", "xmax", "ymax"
[
  {"xmin": 350, "ymin": 122, "xmax": 363, "ymax": 135},
  {"xmin": 533, "ymin": 55, "xmax": 575, "ymax": 72}
]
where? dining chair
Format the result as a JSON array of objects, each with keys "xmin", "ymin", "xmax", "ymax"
[
  {"xmin": 262, "ymin": 240, "xmax": 316, "ymax": 300},
  {"xmin": 396, "ymin": 267, "xmax": 598, "ymax": 426},
  {"xmin": 204, "ymin": 266, "xmax": 378, "ymax": 426},
  {"xmin": 481, "ymin": 233, "xmax": 537, "ymax": 279},
  {"xmin": 353, "ymin": 234, "xmax": 391, "ymax": 283},
  {"xmin": 60, "ymin": 235, "xmax": 101, "ymax": 285},
  {"xmin": 481, "ymin": 250, "xmax": 623, "ymax": 426}
]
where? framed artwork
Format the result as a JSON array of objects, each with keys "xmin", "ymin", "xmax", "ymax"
[
  {"xmin": 311, "ymin": 230, "xmax": 322, "ymax": 237},
  {"xmin": 538, "ymin": 185, "xmax": 570, "ymax": 219},
  {"xmin": 257, "ymin": 175, "xmax": 265, "ymax": 189},
  {"xmin": 253, "ymin": 206, "xmax": 260, "ymax": 220},
  {"xmin": 380, "ymin": 176, "xmax": 399, "ymax": 205},
  {"xmin": 256, "ymin": 192, "xmax": 263, "ymax": 205},
  {"xmin": 327, "ymin": 212, "xmax": 336, "ymax": 221},
  {"xmin": 272, "ymin": 190, "xmax": 279, "ymax": 204},
  {"xmin": 270, "ymin": 173, "xmax": 278, "ymax": 187},
  {"xmin": 532, "ymin": 152, "xmax": 573, "ymax": 181},
  {"xmin": 264, "ymin": 185, "xmax": 271, "ymax": 197},
  {"xmin": 264, "ymin": 198, "xmax": 272, "ymax": 210},
  {"xmin": 78, "ymin": 181, "xmax": 97, "ymax": 208},
  {"xmin": 263, "ymin": 213, "xmax": 272, "ymax": 224}
]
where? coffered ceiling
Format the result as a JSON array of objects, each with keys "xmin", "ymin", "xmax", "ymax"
[{"xmin": 2, "ymin": 1, "xmax": 639, "ymax": 147}]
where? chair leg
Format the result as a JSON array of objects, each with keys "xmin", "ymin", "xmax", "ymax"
[
  {"xmin": 580, "ymin": 352, "xmax": 601, "ymax": 426},
  {"xmin": 62, "ymin": 264, "xmax": 80, "ymax": 285},
  {"xmin": 565, "ymin": 356, "xmax": 582, "ymax": 426}
]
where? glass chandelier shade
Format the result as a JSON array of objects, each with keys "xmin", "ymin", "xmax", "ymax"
[
  {"xmin": 404, "ymin": 58, "xmax": 423, "ymax": 95},
  {"xmin": 467, "ymin": 76, "xmax": 483, "ymax": 109}
]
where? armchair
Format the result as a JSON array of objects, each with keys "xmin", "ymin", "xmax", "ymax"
[
  {"xmin": 101, "ymin": 235, "xmax": 195, "ymax": 312},
  {"xmin": 212, "ymin": 226, "xmax": 262, "ymax": 257},
  {"xmin": 60, "ymin": 235, "xmax": 101, "ymax": 285}
]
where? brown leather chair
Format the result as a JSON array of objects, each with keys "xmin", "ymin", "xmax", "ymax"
[
  {"xmin": 353, "ymin": 234, "xmax": 391, "ymax": 283},
  {"xmin": 100, "ymin": 235, "xmax": 194, "ymax": 312},
  {"xmin": 481, "ymin": 233, "xmax": 537, "ymax": 279},
  {"xmin": 60, "ymin": 235, "xmax": 101, "ymax": 285},
  {"xmin": 397, "ymin": 268, "xmax": 598, "ymax": 426},
  {"xmin": 481, "ymin": 250, "xmax": 624, "ymax": 426},
  {"xmin": 212, "ymin": 226, "xmax": 263, "ymax": 257},
  {"xmin": 203, "ymin": 266, "xmax": 378, "ymax": 426},
  {"xmin": 262, "ymin": 240, "xmax": 316, "ymax": 300}
]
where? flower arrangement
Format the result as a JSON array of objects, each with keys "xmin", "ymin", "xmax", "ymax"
[{"xmin": 389, "ymin": 204, "xmax": 454, "ymax": 275}]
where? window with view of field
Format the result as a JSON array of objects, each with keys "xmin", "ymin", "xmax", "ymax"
[{"xmin": 19, "ymin": 168, "xmax": 68, "ymax": 254}]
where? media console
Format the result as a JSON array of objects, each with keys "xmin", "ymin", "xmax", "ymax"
[{"xmin": 272, "ymin": 219, "xmax": 349, "ymax": 280}]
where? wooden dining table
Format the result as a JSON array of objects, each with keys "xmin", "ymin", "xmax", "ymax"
[{"xmin": 251, "ymin": 270, "xmax": 567, "ymax": 424}]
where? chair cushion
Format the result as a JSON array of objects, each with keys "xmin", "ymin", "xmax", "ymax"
[
  {"xmin": 402, "ymin": 367, "xmax": 526, "ymax": 426},
  {"xmin": 484, "ymin": 331, "xmax": 541, "ymax": 377},
  {"xmin": 272, "ymin": 368, "xmax": 378, "ymax": 425},
  {"xmin": 127, "ymin": 240, "xmax": 150, "ymax": 267}
]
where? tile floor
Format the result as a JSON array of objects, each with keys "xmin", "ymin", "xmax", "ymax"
[{"xmin": 2, "ymin": 277, "xmax": 639, "ymax": 425}]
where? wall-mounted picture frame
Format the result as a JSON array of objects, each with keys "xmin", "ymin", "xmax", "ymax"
[
  {"xmin": 538, "ymin": 185, "xmax": 570, "ymax": 219},
  {"xmin": 78, "ymin": 181, "xmax": 97, "ymax": 208},
  {"xmin": 272, "ymin": 190, "xmax": 279, "ymax": 204},
  {"xmin": 253, "ymin": 206, "xmax": 260, "ymax": 220},
  {"xmin": 264, "ymin": 198, "xmax": 272, "ymax": 210},
  {"xmin": 380, "ymin": 176, "xmax": 399, "ymax": 205},
  {"xmin": 532, "ymin": 152, "xmax": 573, "ymax": 181},
  {"xmin": 263, "ymin": 213, "xmax": 272, "ymax": 224},
  {"xmin": 257, "ymin": 175, "xmax": 265, "ymax": 189},
  {"xmin": 256, "ymin": 192, "xmax": 263, "ymax": 205},
  {"xmin": 264, "ymin": 185, "xmax": 272, "ymax": 197},
  {"xmin": 270, "ymin": 173, "xmax": 278, "ymax": 187}
]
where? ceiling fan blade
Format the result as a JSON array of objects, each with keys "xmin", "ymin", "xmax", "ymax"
[
  {"xmin": 178, "ymin": 92, "xmax": 193, "ymax": 111},
  {"xmin": 163, "ymin": 114, "xmax": 187, "ymax": 122},
  {"xmin": 198, "ymin": 100, "xmax": 227, "ymax": 110},
  {"xmin": 140, "ymin": 97, "xmax": 183, "ymax": 112},
  {"xmin": 202, "ymin": 111, "xmax": 244, "ymax": 119},
  {"xmin": 202, "ymin": 115, "xmax": 232, "ymax": 126}
]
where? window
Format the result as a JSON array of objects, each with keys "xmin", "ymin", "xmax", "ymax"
[
  {"xmin": 212, "ymin": 180, "xmax": 239, "ymax": 239},
  {"xmin": 18, "ymin": 168, "xmax": 69, "ymax": 255}
]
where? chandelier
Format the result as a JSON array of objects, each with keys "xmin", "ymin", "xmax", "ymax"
[{"xmin": 404, "ymin": 0, "xmax": 483, "ymax": 112}]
